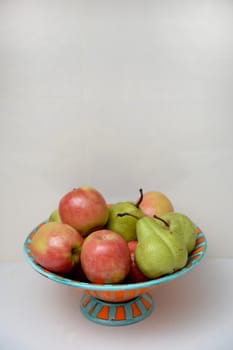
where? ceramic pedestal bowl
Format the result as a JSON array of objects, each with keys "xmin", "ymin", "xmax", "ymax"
[{"xmin": 24, "ymin": 222, "xmax": 207, "ymax": 326}]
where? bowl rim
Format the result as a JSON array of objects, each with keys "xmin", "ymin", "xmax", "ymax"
[{"xmin": 23, "ymin": 222, "xmax": 207, "ymax": 291}]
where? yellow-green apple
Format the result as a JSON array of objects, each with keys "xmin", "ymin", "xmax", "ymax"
[
  {"xmin": 125, "ymin": 241, "xmax": 148, "ymax": 283},
  {"xmin": 106, "ymin": 202, "xmax": 144, "ymax": 241},
  {"xmin": 31, "ymin": 222, "xmax": 83, "ymax": 274},
  {"xmin": 48, "ymin": 209, "xmax": 61, "ymax": 223},
  {"xmin": 80, "ymin": 229, "xmax": 131, "ymax": 284},
  {"xmin": 138, "ymin": 191, "xmax": 174, "ymax": 218},
  {"xmin": 58, "ymin": 186, "xmax": 109, "ymax": 236},
  {"xmin": 105, "ymin": 189, "xmax": 144, "ymax": 242}
]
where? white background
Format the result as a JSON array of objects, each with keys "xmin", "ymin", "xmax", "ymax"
[
  {"xmin": 1, "ymin": 260, "xmax": 233, "ymax": 349},
  {"xmin": 1, "ymin": 0, "xmax": 233, "ymax": 261}
]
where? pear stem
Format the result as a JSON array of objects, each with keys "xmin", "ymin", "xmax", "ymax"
[
  {"xmin": 117, "ymin": 213, "xmax": 140, "ymax": 220},
  {"xmin": 153, "ymin": 214, "xmax": 170, "ymax": 227},
  {"xmin": 135, "ymin": 188, "xmax": 144, "ymax": 208}
]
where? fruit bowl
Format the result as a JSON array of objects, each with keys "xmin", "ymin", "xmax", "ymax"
[{"xmin": 24, "ymin": 222, "xmax": 207, "ymax": 326}]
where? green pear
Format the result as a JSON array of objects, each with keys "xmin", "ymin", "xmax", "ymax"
[
  {"xmin": 48, "ymin": 209, "xmax": 61, "ymax": 223},
  {"xmin": 135, "ymin": 217, "xmax": 176, "ymax": 278},
  {"xmin": 106, "ymin": 202, "xmax": 144, "ymax": 241},
  {"xmin": 160, "ymin": 212, "xmax": 196, "ymax": 253},
  {"xmin": 149, "ymin": 217, "xmax": 188, "ymax": 270},
  {"xmin": 135, "ymin": 217, "xmax": 188, "ymax": 278}
]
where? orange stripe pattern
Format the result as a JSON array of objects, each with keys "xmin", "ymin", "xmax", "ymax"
[{"xmin": 80, "ymin": 292, "xmax": 153, "ymax": 325}]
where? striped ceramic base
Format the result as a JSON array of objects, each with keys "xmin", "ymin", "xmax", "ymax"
[
  {"xmin": 24, "ymin": 221, "xmax": 207, "ymax": 326},
  {"xmin": 80, "ymin": 292, "xmax": 154, "ymax": 326}
]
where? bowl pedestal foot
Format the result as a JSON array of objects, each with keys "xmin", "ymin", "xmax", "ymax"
[{"xmin": 80, "ymin": 292, "xmax": 154, "ymax": 326}]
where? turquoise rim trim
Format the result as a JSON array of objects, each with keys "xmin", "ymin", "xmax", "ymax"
[{"xmin": 23, "ymin": 221, "xmax": 207, "ymax": 292}]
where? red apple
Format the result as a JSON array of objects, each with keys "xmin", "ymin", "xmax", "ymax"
[
  {"xmin": 58, "ymin": 187, "xmax": 109, "ymax": 236},
  {"xmin": 80, "ymin": 229, "xmax": 131, "ymax": 284},
  {"xmin": 125, "ymin": 241, "xmax": 148, "ymax": 283},
  {"xmin": 138, "ymin": 191, "xmax": 174, "ymax": 218},
  {"xmin": 31, "ymin": 222, "xmax": 83, "ymax": 274}
]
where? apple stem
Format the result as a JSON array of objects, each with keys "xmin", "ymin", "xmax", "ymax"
[
  {"xmin": 117, "ymin": 213, "xmax": 140, "ymax": 220},
  {"xmin": 71, "ymin": 247, "xmax": 79, "ymax": 255},
  {"xmin": 135, "ymin": 188, "xmax": 144, "ymax": 208},
  {"xmin": 153, "ymin": 214, "xmax": 170, "ymax": 227}
]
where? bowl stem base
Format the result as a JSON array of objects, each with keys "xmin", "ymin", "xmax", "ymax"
[{"xmin": 80, "ymin": 292, "xmax": 154, "ymax": 326}]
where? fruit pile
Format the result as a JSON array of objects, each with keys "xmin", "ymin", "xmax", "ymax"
[{"xmin": 31, "ymin": 187, "xmax": 197, "ymax": 284}]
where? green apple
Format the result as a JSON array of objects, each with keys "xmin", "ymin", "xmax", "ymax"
[
  {"xmin": 48, "ymin": 209, "xmax": 61, "ymax": 223},
  {"xmin": 106, "ymin": 201, "xmax": 144, "ymax": 241}
]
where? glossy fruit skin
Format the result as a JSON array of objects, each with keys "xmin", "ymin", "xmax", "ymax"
[
  {"xmin": 31, "ymin": 222, "xmax": 83, "ymax": 274},
  {"xmin": 138, "ymin": 191, "xmax": 174, "ymax": 217},
  {"xmin": 58, "ymin": 187, "xmax": 109, "ymax": 236},
  {"xmin": 125, "ymin": 241, "xmax": 148, "ymax": 283},
  {"xmin": 106, "ymin": 202, "xmax": 144, "ymax": 241},
  {"xmin": 80, "ymin": 230, "xmax": 131, "ymax": 284}
]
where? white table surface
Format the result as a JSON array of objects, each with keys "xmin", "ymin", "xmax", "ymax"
[{"xmin": 1, "ymin": 258, "xmax": 233, "ymax": 350}]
